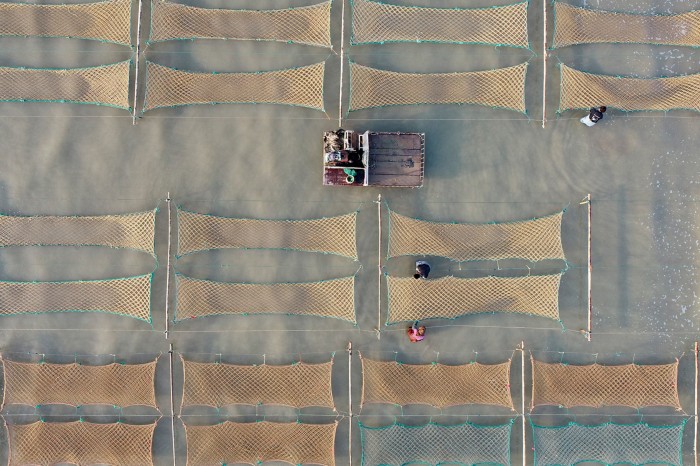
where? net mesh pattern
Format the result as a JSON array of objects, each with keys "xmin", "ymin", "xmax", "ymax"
[
  {"xmin": 181, "ymin": 357, "xmax": 335, "ymax": 409},
  {"xmin": 352, "ymin": 0, "xmax": 528, "ymax": 47},
  {"xmin": 0, "ymin": 0, "xmax": 131, "ymax": 45},
  {"xmin": 0, "ymin": 61, "xmax": 131, "ymax": 109},
  {"xmin": 361, "ymin": 355, "xmax": 513, "ymax": 409},
  {"xmin": 349, "ymin": 62, "xmax": 527, "ymax": 113},
  {"xmin": 7, "ymin": 421, "xmax": 156, "ymax": 466},
  {"xmin": 531, "ymin": 359, "xmax": 681, "ymax": 410},
  {"xmin": 150, "ymin": 0, "xmax": 331, "ymax": 47},
  {"xmin": 388, "ymin": 209, "xmax": 565, "ymax": 262},
  {"xmin": 559, "ymin": 64, "xmax": 700, "ymax": 112},
  {"xmin": 386, "ymin": 274, "xmax": 561, "ymax": 324},
  {"xmin": 532, "ymin": 421, "xmax": 686, "ymax": 466},
  {"xmin": 175, "ymin": 274, "xmax": 356, "ymax": 323},
  {"xmin": 143, "ymin": 61, "xmax": 326, "ymax": 112},
  {"xmin": 0, "ymin": 274, "xmax": 152, "ymax": 322},
  {"xmin": 185, "ymin": 421, "xmax": 337, "ymax": 466},
  {"xmin": 360, "ymin": 421, "xmax": 513, "ymax": 466},
  {"xmin": 1, "ymin": 358, "xmax": 158, "ymax": 408},
  {"xmin": 553, "ymin": 3, "xmax": 700, "ymax": 48},
  {"xmin": 0, "ymin": 209, "xmax": 156, "ymax": 255},
  {"xmin": 177, "ymin": 208, "xmax": 357, "ymax": 259}
]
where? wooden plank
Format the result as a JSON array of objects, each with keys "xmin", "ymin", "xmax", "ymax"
[
  {"xmin": 369, "ymin": 148, "xmax": 423, "ymax": 157},
  {"xmin": 368, "ymin": 133, "xmax": 422, "ymax": 150},
  {"xmin": 369, "ymin": 174, "xmax": 422, "ymax": 187},
  {"xmin": 369, "ymin": 162, "xmax": 423, "ymax": 176},
  {"xmin": 371, "ymin": 153, "xmax": 423, "ymax": 163}
]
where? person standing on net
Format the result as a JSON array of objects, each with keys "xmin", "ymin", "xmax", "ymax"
[
  {"xmin": 580, "ymin": 106, "xmax": 606, "ymax": 126},
  {"xmin": 414, "ymin": 260, "xmax": 431, "ymax": 279},
  {"xmin": 407, "ymin": 322, "xmax": 426, "ymax": 343}
]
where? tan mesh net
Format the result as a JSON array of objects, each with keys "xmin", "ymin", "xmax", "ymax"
[
  {"xmin": 361, "ymin": 355, "xmax": 513, "ymax": 409},
  {"xmin": 388, "ymin": 209, "xmax": 565, "ymax": 262},
  {"xmin": 150, "ymin": 0, "xmax": 331, "ymax": 47},
  {"xmin": 143, "ymin": 61, "xmax": 326, "ymax": 112},
  {"xmin": 0, "ymin": 61, "xmax": 131, "ymax": 109},
  {"xmin": 352, "ymin": 0, "xmax": 528, "ymax": 48},
  {"xmin": 7, "ymin": 421, "xmax": 156, "ymax": 466},
  {"xmin": 0, "ymin": 209, "xmax": 156, "ymax": 255},
  {"xmin": 386, "ymin": 274, "xmax": 561, "ymax": 324},
  {"xmin": 349, "ymin": 62, "xmax": 527, "ymax": 113},
  {"xmin": 0, "ymin": 274, "xmax": 152, "ymax": 322},
  {"xmin": 559, "ymin": 64, "xmax": 700, "ymax": 112},
  {"xmin": 531, "ymin": 358, "xmax": 681, "ymax": 409},
  {"xmin": 0, "ymin": 0, "xmax": 131, "ymax": 46},
  {"xmin": 181, "ymin": 357, "xmax": 335, "ymax": 409},
  {"xmin": 185, "ymin": 421, "xmax": 337, "ymax": 466},
  {"xmin": 553, "ymin": 3, "xmax": 700, "ymax": 48},
  {"xmin": 177, "ymin": 208, "xmax": 357, "ymax": 259},
  {"xmin": 175, "ymin": 274, "xmax": 356, "ymax": 323},
  {"xmin": 1, "ymin": 358, "xmax": 158, "ymax": 408}
]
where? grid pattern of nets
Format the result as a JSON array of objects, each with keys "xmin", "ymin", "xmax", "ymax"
[
  {"xmin": 352, "ymin": 0, "xmax": 528, "ymax": 47},
  {"xmin": 553, "ymin": 3, "xmax": 700, "ymax": 48},
  {"xmin": 0, "ymin": 209, "xmax": 156, "ymax": 255},
  {"xmin": 388, "ymin": 209, "xmax": 565, "ymax": 262},
  {"xmin": 386, "ymin": 274, "xmax": 561, "ymax": 324},
  {"xmin": 361, "ymin": 355, "xmax": 513, "ymax": 409},
  {"xmin": 532, "ymin": 421, "xmax": 686, "ymax": 466},
  {"xmin": 1, "ymin": 359, "xmax": 158, "ymax": 408},
  {"xmin": 0, "ymin": 60, "xmax": 131, "ymax": 109},
  {"xmin": 7, "ymin": 421, "xmax": 156, "ymax": 466},
  {"xmin": 181, "ymin": 357, "xmax": 335, "ymax": 409},
  {"xmin": 360, "ymin": 421, "xmax": 513, "ymax": 466},
  {"xmin": 175, "ymin": 274, "xmax": 356, "ymax": 323},
  {"xmin": 0, "ymin": 274, "xmax": 152, "ymax": 322},
  {"xmin": 531, "ymin": 359, "xmax": 681, "ymax": 409},
  {"xmin": 559, "ymin": 64, "xmax": 700, "ymax": 112},
  {"xmin": 150, "ymin": 0, "xmax": 331, "ymax": 47},
  {"xmin": 143, "ymin": 61, "xmax": 326, "ymax": 112},
  {"xmin": 0, "ymin": 0, "xmax": 131, "ymax": 45},
  {"xmin": 349, "ymin": 62, "xmax": 527, "ymax": 113},
  {"xmin": 177, "ymin": 208, "xmax": 357, "ymax": 259},
  {"xmin": 185, "ymin": 421, "xmax": 337, "ymax": 466}
]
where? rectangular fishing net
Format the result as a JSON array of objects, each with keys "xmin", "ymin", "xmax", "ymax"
[
  {"xmin": 0, "ymin": 209, "xmax": 156, "ymax": 255},
  {"xmin": 349, "ymin": 62, "xmax": 528, "ymax": 113},
  {"xmin": 177, "ymin": 208, "xmax": 357, "ymax": 259},
  {"xmin": 6, "ymin": 421, "xmax": 157, "ymax": 466},
  {"xmin": 559, "ymin": 64, "xmax": 700, "ymax": 112},
  {"xmin": 360, "ymin": 420, "xmax": 514, "ymax": 466},
  {"xmin": 0, "ymin": 60, "xmax": 131, "ymax": 110},
  {"xmin": 185, "ymin": 421, "xmax": 337, "ymax": 466},
  {"xmin": 175, "ymin": 274, "xmax": 356, "ymax": 324},
  {"xmin": 143, "ymin": 61, "xmax": 326, "ymax": 113},
  {"xmin": 150, "ymin": 0, "xmax": 331, "ymax": 47},
  {"xmin": 360, "ymin": 354, "xmax": 513, "ymax": 409},
  {"xmin": 553, "ymin": 3, "xmax": 700, "ymax": 48},
  {"xmin": 0, "ymin": 0, "xmax": 132, "ymax": 46},
  {"xmin": 351, "ymin": 0, "xmax": 529, "ymax": 48},
  {"xmin": 531, "ymin": 358, "xmax": 681, "ymax": 410},
  {"xmin": 0, "ymin": 273, "xmax": 152, "ymax": 322},
  {"xmin": 388, "ymin": 209, "xmax": 565, "ymax": 262},
  {"xmin": 386, "ymin": 274, "xmax": 562, "ymax": 324},
  {"xmin": 181, "ymin": 356, "xmax": 335, "ymax": 410},
  {"xmin": 532, "ymin": 421, "xmax": 686, "ymax": 466},
  {"xmin": 1, "ymin": 358, "xmax": 158, "ymax": 409}
]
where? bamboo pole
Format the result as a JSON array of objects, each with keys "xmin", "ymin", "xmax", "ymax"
[
  {"xmin": 337, "ymin": 0, "xmax": 346, "ymax": 127},
  {"xmin": 695, "ymin": 341, "xmax": 698, "ymax": 466},
  {"xmin": 542, "ymin": 0, "xmax": 547, "ymax": 129},
  {"xmin": 169, "ymin": 344, "xmax": 176, "ymax": 466},
  {"xmin": 132, "ymin": 0, "xmax": 144, "ymax": 125},
  {"xmin": 377, "ymin": 194, "xmax": 382, "ymax": 339},
  {"xmin": 521, "ymin": 341, "xmax": 526, "ymax": 466},
  {"xmin": 348, "ymin": 341, "xmax": 353, "ymax": 466},
  {"xmin": 165, "ymin": 193, "xmax": 172, "ymax": 338},
  {"xmin": 587, "ymin": 193, "xmax": 592, "ymax": 341}
]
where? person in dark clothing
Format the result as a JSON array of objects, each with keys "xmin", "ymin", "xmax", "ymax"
[
  {"xmin": 413, "ymin": 261, "xmax": 431, "ymax": 279},
  {"xmin": 580, "ymin": 106, "xmax": 607, "ymax": 126}
]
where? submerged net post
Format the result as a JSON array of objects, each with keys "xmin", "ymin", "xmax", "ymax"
[
  {"xmin": 587, "ymin": 193, "xmax": 592, "ymax": 341},
  {"xmin": 520, "ymin": 341, "xmax": 526, "ymax": 466},
  {"xmin": 696, "ymin": 341, "xmax": 698, "ymax": 466},
  {"xmin": 164, "ymin": 193, "xmax": 172, "ymax": 338},
  {"xmin": 377, "ymin": 194, "xmax": 382, "ymax": 339},
  {"xmin": 338, "ymin": 0, "xmax": 345, "ymax": 126},
  {"xmin": 542, "ymin": 0, "xmax": 547, "ymax": 128},
  {"xmin": 348, "ymin": 341, "xmax": 353, "ymax": 466},
  {"xmin": 168, "ymin": 344, "xmax": 176, "ymax": 466}
]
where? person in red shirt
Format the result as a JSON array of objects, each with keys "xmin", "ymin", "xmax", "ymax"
[{"xmin": 407, "ymin": 321, "xmax": 426, "ymax": 342}]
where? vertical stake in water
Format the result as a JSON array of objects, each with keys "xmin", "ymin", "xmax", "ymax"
[
  {"xmin": 132, "ymin": 0, "xmax": 144, "ymax": 125},
  {"xmin": 520, "ymin": 341, "xmax": 526, "ymax": 466},
  {"xmin": 587, "ymin": 193, "xmax": 592, "ymax": 341},
  {"xmin": 165, "ymin": 193, "xmax": 172, "ymax": 339},
  {"xmin": 169, "ymin": 343, "xmax": 176, "ymax": 466},
  {"xmin": 377, "ymin": 194, "xmax": 382, "ymax": 339},
  {"xmin": 541, "ymin": 0, "xmax": 547, "ymax": 129},
  {"xmin": 695, "ymin": 341, "xmax": 698, "ymax": 466},
  {"xmin": 337, "ymin": 0, "xmax": 346, "ymax": 127},
  {"xmin": 347, "ymin": 341, "xmax": 353, "ymax": 466}
]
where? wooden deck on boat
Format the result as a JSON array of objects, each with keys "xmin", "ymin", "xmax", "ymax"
[{"xmin": 366, "ymin": 132, "xmax": 424, "ymax": 187}]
